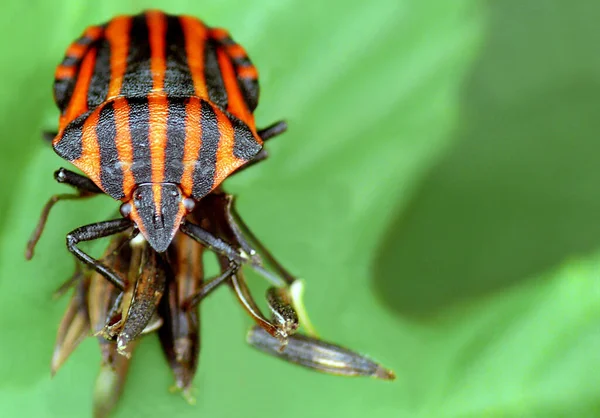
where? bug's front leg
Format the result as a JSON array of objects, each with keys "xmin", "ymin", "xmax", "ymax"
[
  {"xmin": 26, "ymin": 168, "xmax": 104, "ymax": 259},
  {"xmin": 179, "ymin": 220, "xmax": 248, "ymax": 263},
  {"xmin": 66, "ymin": 219, "xmax": 132, "ymax": 290}
]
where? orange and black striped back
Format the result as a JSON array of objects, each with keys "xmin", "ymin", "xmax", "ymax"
[{"xmin": 52, "ymin": 10, "xmax": 263, "ymax": 202}]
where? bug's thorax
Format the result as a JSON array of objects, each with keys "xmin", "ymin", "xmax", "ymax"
[{"xmin": 121, "ymin": 182, "xmax": 195, "ymax": 252}]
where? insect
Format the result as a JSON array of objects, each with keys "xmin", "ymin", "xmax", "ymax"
[{"xmin": 26, "ymin": 10, "xmax": 287, "ymax": 291}]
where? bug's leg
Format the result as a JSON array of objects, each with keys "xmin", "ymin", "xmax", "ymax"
[
  {"xmin": 66, "ymin": 219, "xmax": 132, "ymax": 291},
  {"xmin": 26, "ymin": 168, "xmax": 104, "ymax": 259},
  {"xmin": 179, "ymin": 221, "xmax": 247, "ymax": 263},
  {"xmin": 54, "ymin": 167, "xmax": 103, "ymax": 193},
  {"xmin": 182, "ymin": 262, "xmax": 239, "ymax": 309},
  {"xmin": 227, "ymin": 199, "xmax": 296, "ymax": 285},
  {"xmin": 180, "ymin": 220, "xmax": 287, "ymax": 343},
  {"xmin": 222, "ymin": 196, "xmax": 278, "ymax": 278},
  {"xmin": 231, "ymin": 150, "xmax": 268, "ymax": 176},
  {"xmin": 232, "ymin": 121, "xmax": 288, "ymax": 175},
  {"xmin": 230, "ymin": 269, "xmax": 285, "ymax": 344},
  {"xmin": 226, "ymin": 197, "xmax": 318, "ymax": 336},
  {"xmin": 257, "ymin": 120, "xmax": 287, "ymax": 141},
  {"xmin": 42, "ymin": 131, "xmax": 58, "ymax": 143},
  {"xmin": 53, "ymin": 261, "xmax": 85, "ymax": 298}
]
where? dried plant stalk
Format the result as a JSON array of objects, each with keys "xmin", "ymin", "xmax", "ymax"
[{"xmin": 247, "ymin": 326, "xmax": 395, "ymax": 381}]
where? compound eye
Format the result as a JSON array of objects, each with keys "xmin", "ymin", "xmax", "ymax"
[
  {"xmin": 120, "ymin": 202, "xmax": 132, "ymax": 218},
  {"xmin": 183, "ymin": 197, "xmax": 196, "ymax": 212}
]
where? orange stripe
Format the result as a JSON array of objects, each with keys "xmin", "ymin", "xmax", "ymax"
[
  {"xmin": 147, "ymin": 11, "xmax": 167, "ymax": 92},
  {"xmin": 106, "ymin": 16, "xmax": 131, "ymax": 98},
  {"xmin": 72, "ymin": 108, "xmax": 101, "ymax": 187},
  {"xmin": 179, "ymin": 98, "xmax": 202, "ymax": 196},
  {"xmin": 226, "ymin": 44, "xmax": 247, "ymax": 59},
  {"xmin": 61, "ymin": 26, "xmax": 103, "ymax": 67},
  {"xmin": 59, "ymin": 48, "xmax": 97, "ymax": 131},
  {"xmin": 147, "ymin": 11, "xmax": 168, "ymax": 211},
  {"xmin": 216, "ymin": 47, "xmax": 254, "ymax": 128},
  {"xmin": 214, "ymin": 107, "xmax": 243, "ymax": 187},
  {"xmin": 180, "ymin": 16, "xmax": 208, "ymax": 98},
  {"xmin": 65, "ymin": 42, "xmax": 89, "ymax": 59},
  {"xmin": 84, "ymin": 26, "xmax": 104, "ymax": 41},
  {"xmin": 148, "ymin": 94, "xmax": 168, "ymax": 211},
  {"xmin": 55, "ymin": 65, "xmax": 77, "ymax": 79},
  {"xmin": 130, "ymin": 204, "xmax": 148, "ymax": 239},
  {"xmin": 237, "ymin": 65, "xmax": 258, "ymax": 79},
  {"xmin": 210, "ymin": 28, "xmax": 229, "ymax": 40},
  {"xmin": 152, "ymin": 183, "xmax": 163, "ymax": 218},
  {"xmin": 113, "ymin": 97, "xmax": 135, "ymax": 198}
]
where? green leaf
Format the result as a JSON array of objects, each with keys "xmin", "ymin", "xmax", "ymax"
[{"xmin": 1, "ymin": 1, "xmax": 600, "ymax": 417}]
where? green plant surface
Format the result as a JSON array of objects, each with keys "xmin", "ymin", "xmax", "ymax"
[{"xmin": 1, "ymin": 0, "xmax": 600, "ymax": 417}]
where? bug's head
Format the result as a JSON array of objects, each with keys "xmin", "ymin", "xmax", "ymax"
[{"xmin": 120, "ymin": 183, "xmax": 195, "ymax": 252}]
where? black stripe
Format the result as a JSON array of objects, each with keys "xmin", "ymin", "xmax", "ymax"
[
  {"xmin": 61, "ymin": 56, "xmax": 80, "ymax": 67},
  {"xmin": 164, "ymin": 98, "xmax": 187, "ymax": 184},
  {"xmin": 53, "ymin": 113, "xmax": 86, "ymax": 161},
  {"xmin": 54, "ymin": 53, "xmax": 92, "ymax": 114},
  {"xmin": 54, "ymin": 77, "xmax": 74, "ymax": 113},
  {"xmin": 217, "ymin": 35, "xmax": 235, "ymax": 46},
  {"xmin": 229, "ymin": 51, "xmax": 259, "ymax": 111},
  {"xmin": 231, "ymin": 114, "xmax": 262, "ymax": 160},
  {"xmin": 76, "ymin": 28, "xmax": 101, "ymax": 46},
  {"xmin": 192, "ymin": 100, "xmax": 220, "ymax": 199},
  {"xmin": 96, "ymin": 102, "xmax": 125, "ymax": 199},
  {"xmin": 163, "ymin": 16, "xmax": 195, "ymax": 97},
  {"xmin": 216, "ymin": 35, "xmax": 259, "ymax": 112},
  {"xmin": 54, "ymin": 28, "xmax": 105, "ymax": 112},
  {"xmin": 204, "ymin": 39, "xmax": 228, "ymax": 109},
  {"xmin": 87, "ymin": 40, "xmax": 111, "ymax": 110},
  {"xmin": 128, "ymin": 97, "xmax": 152, "ymax": 184},
  {"xmin": 236, "ymin": 69, "xmax": 259, "ymax": 112},
  {"xmin": 120, "ymin": 14, "xmax": 153, "ymax": 97}
]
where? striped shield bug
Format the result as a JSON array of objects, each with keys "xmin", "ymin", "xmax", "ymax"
[{"xmin": 26, "ymin": 10, "xmax": 287, "ymax": 292}]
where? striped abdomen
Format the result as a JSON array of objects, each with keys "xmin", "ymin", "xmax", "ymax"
[{"xmin": 52, "ymin": 10, "xmax": 262, "ymax": 202}]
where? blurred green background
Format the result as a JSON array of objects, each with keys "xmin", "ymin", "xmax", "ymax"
[{"xmin": 1, "ymin": 0, "xmax": 600, "ymax": 417}]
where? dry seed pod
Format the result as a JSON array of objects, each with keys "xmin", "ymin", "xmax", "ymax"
[
  {"xmin": 51, "ymin": 272, "xmax": 90, "ymax": 375},
  {"xmin": 247, "ymin": 325, "xmax": 395, "ymax": 380},
  {"xmin": 93, "ymin": 341, "xmax": 136, "ymax": 418},
  {"xmin": 266, "ymin": 286, "xmax": 299, "ymax": 342},
  {"xmin": 158, "ymin": 233, "xmax": 203, "ymax": 395}
]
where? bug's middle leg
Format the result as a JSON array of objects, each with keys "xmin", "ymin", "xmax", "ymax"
[
  {"xmin": 26, "ymin": 168, "xmax": 104, "ymax": 259},
  {"xmin": 257, "ymin": 120, "xmax": 287, "ymax": 141}
]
